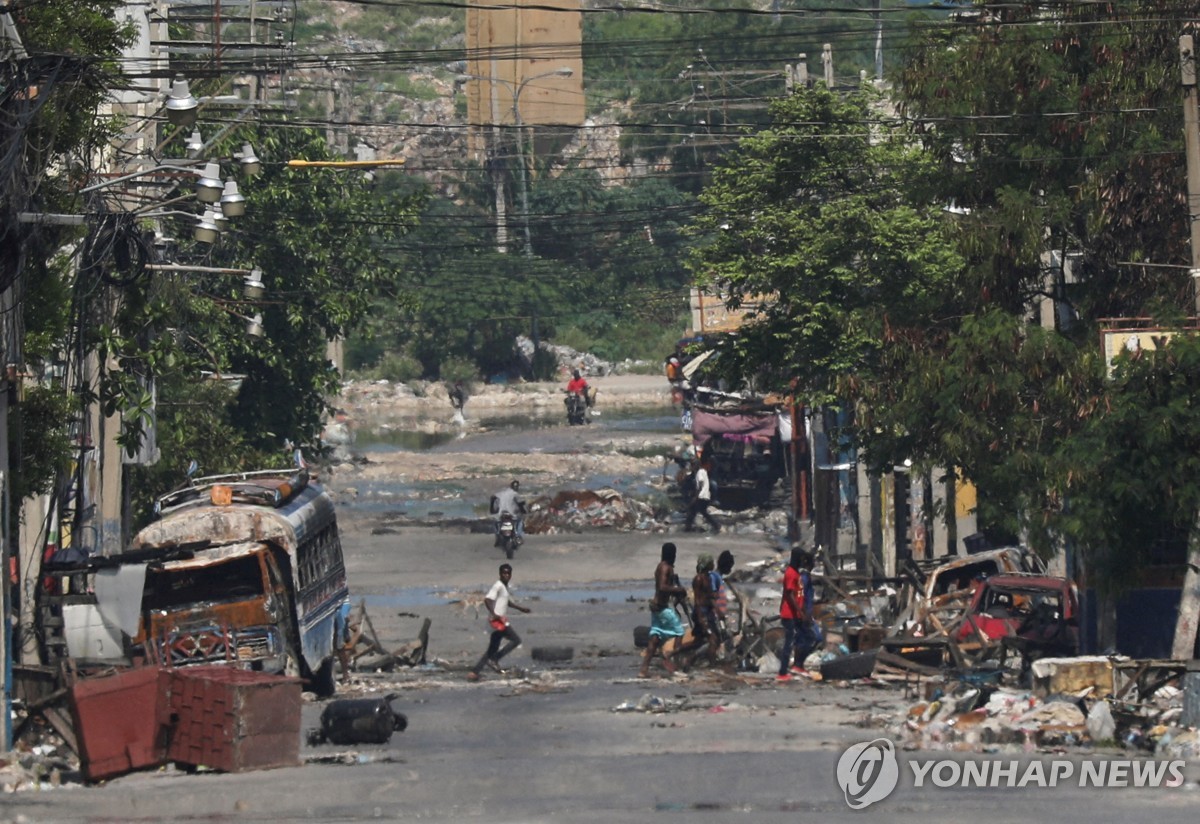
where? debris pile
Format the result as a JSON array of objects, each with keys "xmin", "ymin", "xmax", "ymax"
[
  {"xmin": 515, "ymin": 335, "xmax": 619, "ymax": 377},
  {"xmin": 340, "ymin": 602, "xmax": 431, "ymax": 673},
  {"xmin": 526, "ymin": 489, "xmax": 659, "ymax": 532}
]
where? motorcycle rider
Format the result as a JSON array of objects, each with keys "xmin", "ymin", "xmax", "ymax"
[
  {"xmin": 494, "ymin": 479, "xmax": 526, "ymax": 544},
  {"xmin": 565, "ymin": 369, "xmax": 591, "ymax": 423},
  {"xmin": 566, "ymin": 369, "xmax": 589, "ymax": 397}
]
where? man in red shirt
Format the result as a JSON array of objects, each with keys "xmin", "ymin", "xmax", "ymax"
[
  {"xmin": 776, "ymin": 547, "xmax": 809, "ymax": 681},
  {"xmin": 566, "ymin": 369, "xmax": 589, "ymax": 396}
]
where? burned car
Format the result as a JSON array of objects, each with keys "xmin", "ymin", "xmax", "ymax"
[{"xmin": 956, "ymin": 573, "xmax": 1081, "ymax": 661}]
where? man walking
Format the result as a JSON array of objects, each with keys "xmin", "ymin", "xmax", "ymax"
[
  {"xmin": 776, "ymin": 547, "xmax": 809, "ymax": 681},
  {"xmin": 691, "ymin": 553, "xmax": 720, "ymax": 667},
  {"xmin": 639, "ymin": 542, "xmax": 688, "ymax": 678},
  {"xmin": 684, "ymin": 458, "xmax": 720, "ymax": 533},
  {"xmin": 467, "ymin": 564, "xmax": 531, "ymax": 681}
]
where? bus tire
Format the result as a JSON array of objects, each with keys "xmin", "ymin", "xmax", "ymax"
[{"xmin": 311, "ymin": 657, "xmax": 337, "ymax": 698}]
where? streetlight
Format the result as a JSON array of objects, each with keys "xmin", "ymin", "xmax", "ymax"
[
  {"xmin": 165, "ymin": 77, "xmax": 199, "ymax": 126},
  {"xmin": 458, "ymin": 67, "xmax": 573, "ymax": 257}
]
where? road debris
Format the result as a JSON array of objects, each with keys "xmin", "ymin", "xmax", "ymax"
[{"xmin": 308, "ymin": 695, "xmax": 408, "ymax": 746}]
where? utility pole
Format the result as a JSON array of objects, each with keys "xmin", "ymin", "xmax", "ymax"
[
  {"xmin": 1173, "ymin": 34, "xmax": 1200, "ymax": 661},
  {"xmin": 873, "ymin": 0, "xmax": 883, "ymax": 82},
  {"xmin": 490, "ymin": 56, "xmax": 508, "ymax": 254}
]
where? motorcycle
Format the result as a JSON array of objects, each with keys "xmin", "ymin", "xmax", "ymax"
[
  {"xmin": 564, "ymin": 387, "xmax": 596, "ymax": 426},
  {"xmin": 494, "ymin": 512, "xmax": 520, "ymax": 559}
]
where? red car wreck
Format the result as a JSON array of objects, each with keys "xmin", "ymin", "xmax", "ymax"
[{"xmin": 955, "ymin": 573, "xmax": 1081, "ymax": 664}]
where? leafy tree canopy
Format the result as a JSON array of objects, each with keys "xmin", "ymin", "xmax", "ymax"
[{"xmin": 686, "ymin": 83, "xmax": 962, "ymax": 404}]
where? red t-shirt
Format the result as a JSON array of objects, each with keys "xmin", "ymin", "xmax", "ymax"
[
  {"xmin": 567, "ymin": 377, "xmax": 588, "ymax": 394},
  {"xmin": 780, "ymin": 566, "xmax": 803, "ymax": 619}
]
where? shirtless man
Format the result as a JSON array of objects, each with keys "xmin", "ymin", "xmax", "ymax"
[{"xmin": 638, "ymin": 542, "xmax": 688, "ymax": 678}]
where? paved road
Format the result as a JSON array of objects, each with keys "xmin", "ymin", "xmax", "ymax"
[{"xmin": 7, "ymin": 415, "xmax": 1198, "ymax": 822}]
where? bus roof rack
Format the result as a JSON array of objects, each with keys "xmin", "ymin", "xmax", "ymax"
[{"xmin": 154, "ymin": 467, "xmax": 310, "ymax": 516}]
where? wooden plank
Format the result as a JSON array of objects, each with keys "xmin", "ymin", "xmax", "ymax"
[
  {"xmin": 42, "ymin": 706, "xmax": 77, "ymax": 757},
  {"xmin": 1115, "ymin": 662, "xmax": 1150, "ymax": 700},
  {"xmin": 876, "ymin": 649, "xmax": 943, "ymax": 676}
]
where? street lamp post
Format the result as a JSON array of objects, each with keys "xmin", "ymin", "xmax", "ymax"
[{"xmin": 460, "ymin": 67, "xmax": 573, "ymax": 257}]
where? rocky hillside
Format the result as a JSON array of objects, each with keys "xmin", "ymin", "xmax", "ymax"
[{"xmin": 293, "ymin": 2, "xmax": 638, "ymax": 195}]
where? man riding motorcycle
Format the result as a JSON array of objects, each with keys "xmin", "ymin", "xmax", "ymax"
[
  {"xmin": 493, "ymin": 480, "xmax": 526, "ymax": 544},
  {"xmin": 566, "ymin": 369, "xmax": 589, "ymax": 397},
  {"xmin": 564, "ymin": 369, "xmax": 593, "ymax": 425}
]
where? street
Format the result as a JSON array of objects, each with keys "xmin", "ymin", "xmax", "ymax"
[{"xmin": 4, "ymin": 387, "xmax": 1197, "ymax": 823}]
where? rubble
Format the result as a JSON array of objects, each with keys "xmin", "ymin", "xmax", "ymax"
[
  {"xmin": 340, "ymin": 602, "xmax": 431, "ymax": 674},
  {"xmin": 525, "ymin": 488, "xmax": 658, "ymax": 532}
]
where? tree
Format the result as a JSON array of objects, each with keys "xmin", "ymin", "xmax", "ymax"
[
  {"xmin": 686, "ymin": 83, "xmax": 962, "ymax": 403},
  {"xmin": 1, "ymin": 1, "xmax": 134, "ymax": 518},
  {"xmin": 861, "ymin": 1, "xmax": 1200, "ymax": 550},
  {"xmin": 107, "ymin": 126, "xmax": 425, "ymax": 520},
  {"xmin": 895, "ymin": 0, "xmax": 1195, "ymax": 322}
]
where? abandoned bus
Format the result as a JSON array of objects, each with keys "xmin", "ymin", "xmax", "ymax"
[{"xmin": 127, "ymin": 467, "xmax": 349, "ymax": 695}]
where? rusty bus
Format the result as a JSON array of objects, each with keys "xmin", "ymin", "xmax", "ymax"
[{"xmin": 124, "ymin": 467, "xmax": 349, "ymax": 695}]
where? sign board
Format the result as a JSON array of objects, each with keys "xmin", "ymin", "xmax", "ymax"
[
  {"xmin": 689, "ymin": 287, "xmax": 775, "ymax": 334},
  {"xmin": 1100, "ymin": 323, "xmax": 1191, "ymax": 378}
]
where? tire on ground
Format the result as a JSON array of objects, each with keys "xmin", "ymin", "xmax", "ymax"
[{"xmin": 531, "ymin": 645, "xmax": 574, "ymax": 663}]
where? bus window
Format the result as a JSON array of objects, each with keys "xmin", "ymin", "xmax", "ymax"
[{"xmin": 144, "ymin": 554, "xmax": 266, "ymax": 609}]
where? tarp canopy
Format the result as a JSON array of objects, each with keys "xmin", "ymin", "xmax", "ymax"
[
  {"xmin": 691, "ymin": 407, "xmax": 778, "ymax": 449},
  {"xmin": 680, "ymin": 350, "xmax": 714, "ymax": 380}
]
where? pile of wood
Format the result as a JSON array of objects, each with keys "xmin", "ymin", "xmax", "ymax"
[{"xmin": 339, "ymin": 601, "xmax": 431, "ymax": 675}]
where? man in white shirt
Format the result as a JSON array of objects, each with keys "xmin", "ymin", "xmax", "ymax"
[
  {"xmin": 494, "ymin": 480, "xmax": 527, "ymax": 543},
  {"xmin": 684, "ymin": 459, "xmax": 721, "ymax": 533},
  {"xmin": 467, "ymin": 564, "xmax": 531, "ymax": 681}
]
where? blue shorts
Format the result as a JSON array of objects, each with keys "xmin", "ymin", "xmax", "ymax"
[{"xmin": 650, "ymin": 606, "xmax": 685, "ymax": 639}]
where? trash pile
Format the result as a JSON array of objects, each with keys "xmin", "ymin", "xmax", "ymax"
[
  {"xmin": 515, "ymin": 336, "xmax": 617, "ymax": 377},
  {"xmin": 526, "ymin": 489, "xmax": 660, "ymax": 532},
  {"xmin": 891, "ymin": 656, "xmax": 1200, "ymax": 756},
  {"xmin": 724, "ymin": 548, "xmax": 1200, "ymax": 758},
  {"xmin": 0, "ymin": 746, "xmax": 73, "ymax": 793}
]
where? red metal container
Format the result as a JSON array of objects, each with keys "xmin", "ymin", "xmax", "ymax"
[
  {"xmin": 68, "ymin": 666, "xmax": 168, "ymax": 782},
  {"xmin": 164, "ymin": 666, "xmax": 302, "ymax": 773}
]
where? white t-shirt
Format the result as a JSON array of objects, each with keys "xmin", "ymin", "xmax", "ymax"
[
  {"xmin": 495, "ymin": 488, "xmax": 523, "ymax": 518},
  {"xmin": 486, "ymin": 579, "xmax": 512, "ymax": 617},
  {"xmin": 695, "ymin": 466, "xmax": 711, "ymax": 501}
]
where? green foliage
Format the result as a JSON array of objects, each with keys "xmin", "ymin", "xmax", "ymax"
[
  {"xmin": 687, "ymin": 83, "xmax": 962, "ymax": 403},
  {"xmin": 185, "ymin": 125, "xmax": 424, "ymax": 450},
  {"xmin": 1054, "ymin": 334, "xmax": 1200, "ymax": 592},
  {"xmin": 124, "ymin": 377, "xmax": 277, "ymax": 531},
  {"xmin": 81, "ymin": 125, "xmax": 426, "ymax": 520},
  {"xmin": 895, "ymin": 0, "xmax": 1190, "ymax": 320},
  {"xmin": 349, "ymin": 168, "xmax": 694, "ymax": 379},
  {"xmin": 554, "ymin": 313, "xmax": 689, "ymax": 363},
  {"xmin": 686, "ymin": 1, "xmax": 1200, "ymax": 581},
  {"xmin": 438, "ymin": 355, "xmax": 479, "ymax": 383},
  {"xmin": 375, "ymin": 352, "xmax": 424, "ymax": 383},
  {"xmin": 9, "ymin": 386, "xmax": 73, "ymax": 508}
]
